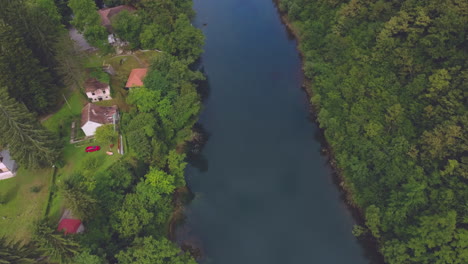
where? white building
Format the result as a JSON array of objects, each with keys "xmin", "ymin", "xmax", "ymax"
[
  {"xmin": 81, "ymin": 103, "xmax": 118, "ymax": 137},
  {"xmin": 85, "ymin": 78, "xmax": 112, "ymax": 102},
  {"xmin": 0, "ymin": 150, "xmax": 18, "ymax": 180}
]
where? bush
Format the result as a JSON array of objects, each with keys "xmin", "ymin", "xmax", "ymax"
[{"xmin": 30, "ymin": 185, "xmax": 42, "ymax": 193}]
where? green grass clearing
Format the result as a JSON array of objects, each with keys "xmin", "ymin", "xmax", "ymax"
[
  {"xmin": 42, "ymin": 92, "xmax": 87, "ymax": 137},
  {"xmin": 0, "ymin": 168, "xmax": 53, "ymax": 242}
]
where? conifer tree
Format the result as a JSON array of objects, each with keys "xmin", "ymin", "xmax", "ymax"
[
  {"xmin": 34, "ymin": 221, "xmax": 80, "ymax": 264},
  {"xmin": 0, "ymin": 88, "xmax": 60, "ymax": 168},
  {"xmin": 0, "ymin": 237, "xmax": 46, "ymax": 264},
  {"xmin": 0, "ymin": 20, "xmax": 59, "ymax": 114}
]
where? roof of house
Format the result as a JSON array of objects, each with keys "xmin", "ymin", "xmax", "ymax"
[
  {"xmin": 81, "ymin": 103, "xmax": 118, "ymax": 127},
  {"xmin": 98, "ymin": 5, "xmax": 136, "ymax": 30},
  {"xmin": 85, "ymin": 78, "xmax": 109, "ymax": 93},
  {"xmin": 0, "ymin": 150, "xmax": 17, "ymax": 172},
  {"xmin": 125, "ymin": 68, "xmax": 148, "ymax": 88},
  {"xmin": 57, "ymin": 219, "xmax": 82, "ymax": 235}
]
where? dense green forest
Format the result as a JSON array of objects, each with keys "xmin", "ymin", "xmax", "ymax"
[
  {"xmin": 1, "ymin": 0, "xmax": 203, "ymax": 263},
  {"xmin": 278, "ymin": 0, "xmax": 467, "ymax": 263}
]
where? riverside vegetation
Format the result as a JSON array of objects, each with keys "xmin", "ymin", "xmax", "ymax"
[
  {"xmin": 278, "ymin": 0, "xmax": 467, "ymax": 263},
  {"xmin": 0, "ymin": 0, "xmax": 203, "ymax": 263}
]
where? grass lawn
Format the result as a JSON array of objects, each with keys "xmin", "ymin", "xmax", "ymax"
[
  {"xmin": 42, "ymin": 92, "xmax": 87, "ymax": 137},
  {"xmin": 0, "ymin": 167, "xmax": 53, "ymax": 242}
]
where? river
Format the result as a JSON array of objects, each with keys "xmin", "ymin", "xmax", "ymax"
[{"xmin": 177, "ymin": 0, "xmax": 374, "ymax": 263}]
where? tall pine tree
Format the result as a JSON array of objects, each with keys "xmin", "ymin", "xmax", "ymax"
[
  {"xmin": 0, "ymin": 88, "xmax": 60, "ymax": 168},
  {"xmin": 0, "ymin": 20, "xmax": 59, "ymax": 114},
  {"xmin": 34, "ymin": 221, "xmax": 80, "ymax": 264},
  {"xmin": 0, "ymin": 237, "xmax": 46, "ymax": 264}
]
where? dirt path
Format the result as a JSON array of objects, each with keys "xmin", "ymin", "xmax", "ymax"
[{"xmin": 108, "ymin": 53, "xmax": 146, "ymax": 67}]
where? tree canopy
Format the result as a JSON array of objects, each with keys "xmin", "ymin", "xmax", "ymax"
[
  {"xmin": 279, "ymin": 0, "xmax": 468, "ymax": 263},
  {"xmin": 115, "ymin": 236, "xmax": 196, "ymax": 264}
]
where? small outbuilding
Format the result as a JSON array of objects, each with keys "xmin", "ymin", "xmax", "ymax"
[
  {"xmin": 0, "ymin": 150, "xmax": 17, "ymax": 180},
  {"xmin": 57, "ymin": 219, "xmax": 85, "ymax": 235},
  {"xmin": 85, "ymin": 78, "xmax": 112, "ymax": 102},
  {"xmin": 81, "ymin": 103, "xmax": 118, "ymax": 137},
  {"xmin": 125, "ymin": 68, "xmax": 148, "ymax": 89}
]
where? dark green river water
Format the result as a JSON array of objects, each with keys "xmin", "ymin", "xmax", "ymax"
[{"xmin": 177, "ymin": 0, "xmax": 376, "ymax": 263}]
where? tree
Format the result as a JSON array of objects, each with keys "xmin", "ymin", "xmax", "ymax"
[
  {"xmin": 127, "ymin": 87, "xmax": 161, "ymax": 113},
  {"xmin": 111, "ymin": 193, "xmax": 153, "ymax": 238},
  {"xmin": 54, "ymin": 33, "xmax": 87, "ymax": 90},
  {"xmin": 0, "ymin": 237, "xmax": 46, "ymax": 264},
  {"xmin": 168, "ymin": 14, "xmax": 204, "ymax": 61},
  {"xmin": 68, "ymin": 0, "xmax": 100, "ymax": 32},
  {"xmin": 94, "ymin": 124, "xmax": 118, "ymax": 147},
  {"xmin": 0, "ymin": 88, "xmax": 60, "ymax": 168},
  {"xmin": 73, "ymin": 250, "xmax": 103, "ymax": 264},
  {"xmin": 139, "ymin": 24, "xmax": 167, "ymax": 50},
  {"xmin": 34, "ymin": 221, "xmax": 80, "ymax": 263},
  {"xmin": 168, "ymin": 150, "xmax": 187, "ymax": 188},
  {"xmin": 68, "ymin": 0, "xmax": 108, "ymax": 49},
  {"xmin": 60, "ymin": 175, "xmax": 97, "ymax": 221},
  {"xmin": 115, "ymin": 236, "xmax": 196, "ymax": 264},
  {"xmin": 0, "ymin": 0, "xmax": 64, "ymax": 68},
  {"xmin": 0, "ymin": 21, "xmax": 59, "ymax": 113},
  {"xmin": 112, "ymin": 10, "xmax": 142, "ymax": 48},
  {"xmin": 144, "ymin": 167, "xmax": 175, "ymax": 195}
]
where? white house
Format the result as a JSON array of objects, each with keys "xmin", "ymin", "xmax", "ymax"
[
  {"xmin": 0, "ymin": 150, "xmax": 18, "ymax": 180},
  {"xmin": 85, "ymin": 78, "xmax": 112, "ymax": 102},
  {"xmin": 81, "ymin": 103, "xmax": 118, "ymax": 137}
]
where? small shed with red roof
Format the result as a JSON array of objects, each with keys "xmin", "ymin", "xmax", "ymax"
[
  {"xmin": 125, "ymin": 68, "xmax": 148, "ymax": 89},
  {"xmin": 57, "ymin": 219, "xmax": 85, "ymax": 235}
]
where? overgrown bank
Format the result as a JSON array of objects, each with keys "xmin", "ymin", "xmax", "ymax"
[{"xmin": 277, "ymin": 0, "xmax": 467, "ymax": 263}]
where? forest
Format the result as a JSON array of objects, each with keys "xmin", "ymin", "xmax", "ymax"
[
  {"xmin": 278, "ymin": 0, "xmax": 467, "ymax": 263},
  {"xmin": 0, "ymin": 0, "xmax": 203, "ymax": 263}
]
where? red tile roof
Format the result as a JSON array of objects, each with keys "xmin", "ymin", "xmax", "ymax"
[
  {"xmin": 57, "ymin": 219, "xmax": 82, "ymax": 234},
  {"xmin": 125, "ymin": 68, "xmax": 148, "ymax": 88}
]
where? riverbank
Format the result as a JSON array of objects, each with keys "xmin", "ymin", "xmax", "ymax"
[{"xmin": 273, "ymin": 1, "xmax": 384, "ymax": 263}]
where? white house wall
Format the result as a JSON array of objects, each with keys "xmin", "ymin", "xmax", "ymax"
[
  {"xmin": 86, "ymin": 87, "xmax": 112, "ymax": 102},
  {"xmin": 81, "ymin": 121, "xmax": 103, "ymax": 137},
  {"xmin": 0, "ymin": 171, "xmax": 15, "ymax": 180}
]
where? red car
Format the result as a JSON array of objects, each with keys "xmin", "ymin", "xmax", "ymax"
[{"xmin": 85, "ymin": 146, "xmax": 101, "ymax": 152}]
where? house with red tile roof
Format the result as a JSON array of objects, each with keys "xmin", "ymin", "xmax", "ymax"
[{"xmin": 125, "ymin": 68, "xmax": 148, "ymax": 89}]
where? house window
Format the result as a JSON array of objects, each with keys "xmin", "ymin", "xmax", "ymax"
[
  {"xmin": 103, "ymin": 90, "xmax": 106, "ymax": 94},
  {"xmin": 92, "ymin": 93, "xmax": 95, "ymax": 95}
]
